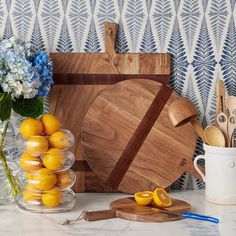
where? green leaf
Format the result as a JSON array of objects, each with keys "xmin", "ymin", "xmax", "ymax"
[
  {"xmin": 0, "ymin": 92, "xmax": 12, "ymax": 122},
  {"xmin": 12, "ymin": 97, "xmax": 44, "ymax": 118}
]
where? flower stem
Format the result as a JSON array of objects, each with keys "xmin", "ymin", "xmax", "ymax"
[{"xmin": 0, "ymin": 120, "xmax": 20, "ymax": 198}]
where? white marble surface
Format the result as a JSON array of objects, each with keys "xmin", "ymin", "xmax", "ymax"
[{"xmin": 0, "ymin": 190, "xmax": 236, "ymax": 236}]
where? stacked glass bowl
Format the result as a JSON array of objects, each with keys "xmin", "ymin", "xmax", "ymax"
[{"xmin": 15, "ymin": 124, "xmax": 76, "ymax": 213}]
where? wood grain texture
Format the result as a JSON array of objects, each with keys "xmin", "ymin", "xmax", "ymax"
[
  {"xmin": 81, "ymin": 79, "xmax": 199, "ymax": 194},
  {"xmin": 49, "ymin": 22, "xmax": 171, "ymax": 192},
  {"xmin": 84, "ymin": 197, "xmax": 191, "ymax": 222},
  {"xmin": 50, "ymin": 23, "xmax": 170, "ymax": 85},
  {"xmin": 106, "ymin": 85, "xmax": 172, "ymax": 189}
]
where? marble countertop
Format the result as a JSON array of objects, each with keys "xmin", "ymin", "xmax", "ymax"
[{"xmin": 0, "ymin": 190, "xmax": 236, "ymax": 236}]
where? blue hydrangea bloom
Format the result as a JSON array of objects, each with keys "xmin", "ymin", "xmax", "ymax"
[{"xmin": 0, "ymin": 37, "xmax": 53, "ymax": 99}]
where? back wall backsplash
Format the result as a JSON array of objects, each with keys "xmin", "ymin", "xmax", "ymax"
[{"xmin": 0, "ymin": 0, "xmax": 236, "ymax": 190}]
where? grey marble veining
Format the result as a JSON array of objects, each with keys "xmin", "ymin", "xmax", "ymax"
[{"xmin": 0, "ymin": 191, "xmax": 235, "ymax": 236}]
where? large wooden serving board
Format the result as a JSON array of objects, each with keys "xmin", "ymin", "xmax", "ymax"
[
  {"xmin": 84, "ymin": 197, "xmax": 191, "ymax": 222},
  {"xmin": 50, "ymin": 22, "xmax": 172, "ymax": 192},
  {"xmin": 81, "ymin": 79, "xmax": 199, "ymax": 194}
]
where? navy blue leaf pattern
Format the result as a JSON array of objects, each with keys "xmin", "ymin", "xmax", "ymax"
[
  {"xmin": 118, "ymin": 0, "xmax": 124, "ymax": 12},
  {"xmin": 220, "ymin": 17, "xmax": 236, "ymax": 96},
  {"xmin": 3, "ymin": 16, "xmax": 13, "ymax": 39},
  {"xmin": 0, "ymin": 0, "xmax": 235, "ymax": 191},
  {"xmin": 125, "ymin": 0, "xmax": 145, "ymax": 50},
  {"xmin": 209, "ymin": 0, "xmax": 228, "ymax": 49},
  {"xmin": 41, "ymin": 0, "xmax": 60, "ymax": 50},
  {"xmin": 84, "ymin": 19, "xmax": 101, "ymax": 52},
  {"xmin": 185, "ymin": 75, "xmax": 200, "ymax": 112},
  {"xmin": 192, "ymin": 18, "xmax": 216, "ymax": 110},
  {"xmin": 168, "ymin": 19, "xmax": 189, "ymax": 95},
  {"xmin": 181, "ymin": 0, "xmax": 201, "ymax": 52},
  {"xmin": 208, "ymin": 89, "xmax": 217, "ymax": 125},
  {"xmin": 56, "ymin": 18, "xmax": 73, "ymax": 52},
  {"xmin": 13, "ymin": 0, "xmax": 32, "ymax": 40},
  {"xmin": 0, "ymin": 1, "xmax": 3, "ymax": 28},
  {"xmin": 140, "ymin": 19, "xmax": 157, "ymax": 52},
  {"xmin": 230, "ymin": 0, "xmax": 236, "ymax": 11},
  {"xmin": 30, "ymin": 17, "xmax": 45, "ymax": 51},
  {"xmin": 173, "ymin": 0, "xmax": 181, "ymax": 13},
  {"xmin": 202, "ymin": 0, "xmax": 209, "ymax": 12},
  {"xmin": 116, "ymin": 22, "xmax": 129, "ymax": 53},
  {"xmin": 97, "ymin": 0, "xmax": 117, "ymax": 31},
  {"xmin": 33, "ymin": 0, "xmax": 40, "ymax": 12},
  {"xmin": 153, "ymin": 0, "xmax": 172, "ymax": 50},
  {"xmin": 69, "ymin": 0, "xmax": 88, "ymax": 50}
]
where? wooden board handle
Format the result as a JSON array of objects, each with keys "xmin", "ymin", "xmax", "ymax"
[
  {"xmin": 105, "ymin": 23, "xmax": 118, "ymax": 57},
  {"xmin": 84, "ymin": 210, "xmax": 117, "ymax": 221}
]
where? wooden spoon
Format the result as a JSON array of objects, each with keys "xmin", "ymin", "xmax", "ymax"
[
  {"xmin": 204, "ymin": 126, "xmax": 225, "ymax": 147},
  {"xmin": 216, "ymin": 112, "xmax": 229, "ymax": 147},
  {"xmin": 215, "ymin": 80, "xmax": 226, "ymax": 127},
  {"xmin": 168, "ymin": 98, "xmax": 207, "ymax": 143},
  {"xmin": 228, "ymin": 115, "xmax": 236, "ymax": 147},
  {"xmin": 226, "ymin": 96, "xmax": 236, "ymax": 116}
]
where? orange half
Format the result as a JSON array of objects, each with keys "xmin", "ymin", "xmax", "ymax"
[
  {"xmin": 134, "ymin": 191, "xmax": 153, "ymax": 206},
  {"xmin": 153, "ymin": 188, "xmax": 172, "ymax": 208}
]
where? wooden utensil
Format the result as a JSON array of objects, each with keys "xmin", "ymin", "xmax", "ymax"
[
  {"xmin": 228, "ymin": 115, "xmax": 236, "ymax": 147},
  {"xmin": 217, "ymin": 112, "xmax": 229, "ymax": 146},
  {"xmin": 204, "ymin": 126, "xmax": 225, "ymax": 147},
  {"xmin": 81, "ymin": 79, "xmax": 200, "ymax": 194},
  {"xmin": 168, "ymin": 98, "xmax": 207, "ymax": 143},
  {"xmin": 215, "ymin": 80, "xmax": 226, "ymax": 127},
  {"xmin": 63, "ymin": 197, "xmax": 219, "ymax": 224},
  {"xmin": 226, "ymin": 96, "xmax": 236, "ymax": 116}
]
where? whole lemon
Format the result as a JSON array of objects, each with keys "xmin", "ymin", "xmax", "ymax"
[
  {"xmin": 20, "ymin": 152, "xmax": 42, "ymax": 171},
  {"xmin": 32, "ymin": 168, "xmax": 57, "ymax": 191},
  {"xmin": 26, "ymin": 136, "xmax": 48, "ymax": 155},
  {"xmin": 23, "ymin": 183, "xmax": 41, "ymax": 202},
  {"xmin": 42, "ymin": 148, "xmax": 65, "ymax": 171},
  {"xmin": 49, "ymin": 131, "xmax": 70, "ymax": 149},
  {"xmin": 56, "ymin": 171, "xmax": 72, "ymax": 189},
  {"xmin": 40, "ymin": 114, "xmax": 61, "ymax": 136},
  {"xmin": 42, "ymin": 188, "xmax": 61, "ymax": 207},
  {"xmin": 19, "ymin": 118, "xmax": 43, "ymax": 138}
]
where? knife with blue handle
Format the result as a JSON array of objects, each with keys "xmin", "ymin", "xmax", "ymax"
[{"xmin": 159, "ymin": 209, "xmax": 219, "ymax": 224}]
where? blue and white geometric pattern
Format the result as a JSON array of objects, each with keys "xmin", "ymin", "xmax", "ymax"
[{"xmin": 0, "ymin": 0, "xmax": 236, "ymax": 190}]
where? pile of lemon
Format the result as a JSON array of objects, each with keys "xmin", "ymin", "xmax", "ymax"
[{"xmin": 18, "ymin": 114, "xmax": 75, "ymax": 207}]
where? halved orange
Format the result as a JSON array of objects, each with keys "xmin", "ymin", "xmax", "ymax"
[
  {"xmin": 153, "ymin": 188, "xmax": 172, "ymax": 208},
  {"xmin": 134, "ymin": 191, "xmax": 153, "ymax": 205}
]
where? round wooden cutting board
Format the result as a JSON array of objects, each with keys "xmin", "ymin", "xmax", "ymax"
[{"xmin": 81, "ymin": 79, "xmax": 199, "ymax": 193}]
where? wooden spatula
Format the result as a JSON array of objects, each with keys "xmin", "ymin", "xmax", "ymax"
[{"xmin": 215, "ymin": 80, "xmax": 226, "ymax": 127}]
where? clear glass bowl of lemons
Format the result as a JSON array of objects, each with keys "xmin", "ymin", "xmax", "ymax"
[{"xmin": 15, "ymin": 114, "xmax": 76, "ymax": 213}]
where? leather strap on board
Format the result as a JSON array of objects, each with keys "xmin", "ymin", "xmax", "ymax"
[{"xmin": 106, "ymin": 85, "xmax": 173, "ymax": 189}]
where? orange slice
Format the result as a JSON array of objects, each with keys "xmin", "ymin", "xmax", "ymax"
[
  {"xmin": 153, "ymin": 188, "xmax": 172, "ymax": 208},
  {"xmin": 134, "ymin": 191, "xmax": 153, "ymax": 205}
]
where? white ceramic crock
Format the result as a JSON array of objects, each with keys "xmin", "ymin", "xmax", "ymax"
[{"xmin": 194, "ymin": 144, "xmax": 236, "ymax": 205}]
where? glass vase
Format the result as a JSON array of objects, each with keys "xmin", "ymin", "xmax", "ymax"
[{"xmin": 0, "ymin": 117, "xmax": 23, "ymax": 204}]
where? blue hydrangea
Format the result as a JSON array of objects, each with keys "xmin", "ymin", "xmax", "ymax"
[
  {"xmin": 0, "ymin": 37, "xmax": 53, "ymax": 99},
  {"xmin": 32, "ymin": 51, "xmax": 53, "ymax": 97}
]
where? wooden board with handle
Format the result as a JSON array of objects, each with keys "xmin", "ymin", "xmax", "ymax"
[
  {"xmin": 49, "ymin": 22, "xmax": 171, "ymax": 192},
  {"xmin": 84, "ymin": 197, "xmax": 191, "ymax": 222},
  {"xmin": 81, "ymin": 79, "xmax": 200, "ymax": 194}
]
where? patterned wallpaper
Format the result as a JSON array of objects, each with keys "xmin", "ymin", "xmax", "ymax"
[{"xmin": 0, "ymin": 0, "xmax": 236, "ymax": 190}]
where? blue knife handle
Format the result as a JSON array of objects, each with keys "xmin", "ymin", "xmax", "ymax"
[{"xmin": 182, "ymin": 212, "xmax": 219, "ymax": 224}]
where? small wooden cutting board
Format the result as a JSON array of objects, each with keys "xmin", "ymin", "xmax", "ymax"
[
  {"xmin": 84, "ymin": 197, "xmax": 191, "ymax": 222},
  {"xmin": 81, "ymin": 79, "xmax": 200, "ymax": 193}
]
